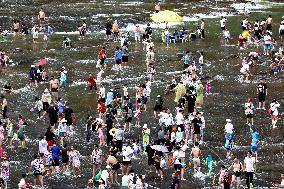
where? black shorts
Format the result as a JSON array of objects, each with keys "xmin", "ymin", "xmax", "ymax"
[
  {"xmin": 116, "ymin": 59, "xmax": 121, "ymax": 64},
  {"xmin": 233, "ymin": 171, "xmax": 242, "ymax": 177},
  {"xmin": 33, "ymin": 172, "xmax": 42, "ymax": 176},
  {"xmin": 89, "ymin": 85, "xmax": 97, "ymax": 90},
  {"xmin": 52, "ymin": 158, "xmax": 59, "ymax": 166},
  {"xmin": 100, "ymin": 58, "xmax": 105, "ymax": 65},
  {"xmin": 154, "ymin": 161, "xmax": 161, "ymax": 170},
  {"xmin": 122, "ymin": 161, "xmax": 131, "ymax": 166},
  {"xmin": 246, "ymin": 114, "xmax": 253, "ymax": 118},
  {"xmin": 258, "ymin": 93, "xmax": 266, "ymax": 102},
  {"xmin": 62, "ymin": 157, "xmax": 69, "ymax": 164},
  {"xmin": 51, "ymin": 88, "xmax": 58, "ymax": 92},
  {"xmin": 106, "ymin": 30, "xmax": 112, "ymax": 35},
  {"xmin": 280, "ymin": 30, "xmax": 284, "ymax": 36},
  {"xmin": 142, "ymin": 96, "xmax": 148, "ymax": 104},
  {"xmin": 122, "ymin": 56, "xmax": 128, "ymax": 62},
  {"xmin": 112, "ymin": 163, "xmax": 121, "ymax": 170},
  {"xmin": 253, "ymin": 56, "xmax": 258, "ymax": 60},
  {"xmin": 221, "ymin": 26, "xmax": 225, "ymax": 30},
  {"xmin": 125, "ymin": 117, "xmax": 132, "ymax": 123},
  {"xmin": 14, "ymin": 29, "xmax": 19, "ymax": 33},
  {"xmin": 177, "ymin": 124, "xmax": 184, "ymax": 132},
  {"xmin": 66, "ymin": 117, "xmax": 72, "ymax": 126},
  {"xmin": 266, "ymin": 24, "xmax": 272, "ymax": 31},
  {"xmin": 154, "ymin": 105, "xmax": 163, "ymax": 111},
  {"xmin": 50, "ymin": 118, "xmax": 58, "ymax": 126},
  {"xmin": 174, "ymin": 164, "xmax": 183, "ymax": 170},
  {"xmin": 18, "ymin": 135, "xmax": 25, "ymax": 141}
]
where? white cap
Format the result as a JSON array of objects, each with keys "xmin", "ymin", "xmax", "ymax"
[
  {"xmin": 157, "ymin": 95, "xmax": 160, "ymax": 97},
  {"xmin": 143, "ymin": 124, "xmax": 147, "ymax": 129},
  {"xmin": 226, "ymin": 119, "xmax": 231, "ymax": 122}
]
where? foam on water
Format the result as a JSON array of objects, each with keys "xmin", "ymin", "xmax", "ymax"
[
  {"xmin": 76, "ymin": 60, "xmax": 97, "ymax": 64},
  {"xmin": 13, "ymin": 86, "xmax": 31, "ymax": 94}
]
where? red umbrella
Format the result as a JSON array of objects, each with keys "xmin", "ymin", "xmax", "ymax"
[{"xmin": 36, "ymin": 59, "xmax": 48, "ymax": 67}]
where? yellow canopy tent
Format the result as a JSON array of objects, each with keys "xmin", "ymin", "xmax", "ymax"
[{"xmin": 151, "ymin": 10, "xmax": 183, "ymax": 23}]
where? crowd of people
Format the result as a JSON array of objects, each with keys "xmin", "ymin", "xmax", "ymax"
[{"xmin": 0, "ymin": 1, "xmax": 284, "ymax": 189}]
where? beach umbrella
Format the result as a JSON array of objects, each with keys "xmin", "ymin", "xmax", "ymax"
[
  {"xmin": 36, "ymin": 59, "xmax": 48, "ymax": 67},
  {"xmin": 151, "ymin": 10, "xmax": 183, "ymax": 23},
  {"xmin": 151, "ymin": 145, "xmax": 169, "ymax": 153}
]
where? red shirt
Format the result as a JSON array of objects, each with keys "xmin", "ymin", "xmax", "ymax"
[
  {"xmin": 99, "ymin": 49, "xmax": 107, "ymax": 60},
  {"xmin": 98, "ymin": 102, "xmax": 106, "ymax": 113},
  {"xmin": 87, "ymin": 75, "xmax": 96, "ymax": 86}
]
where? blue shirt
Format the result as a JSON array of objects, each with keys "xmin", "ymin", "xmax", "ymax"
[
  {"xmin": 183, "ymin": 54, "xmax": 189, "ymax": 65},
  {"xmin": 115, "ymin": 49, "xmax": 122, "ymax": 60},
  {"xmin": 51, "ymin": 145, "xmax": 60, "ymax": 159}
]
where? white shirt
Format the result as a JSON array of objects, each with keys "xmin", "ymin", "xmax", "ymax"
[
  {"xmin": 18, "ymin": 178, "xmax": 26, "ymax": 189},
  {"xmin": 39, "ymin": 139, "xmax": 48, "ymax": 153},
  {"xmin": 179, "ymin": 145, "xmax": 188, "ymax": 158},
  {"xmin": 220, "ymin": 18, "xmax": 226, "ymax": 27},
  {"xmin": 170, "ymin": 132, "xmax": 176, "ymax": 142},
  {"xmin": 199, "ymin": 55, "xmax": 204, "ymax": 65},
  {"xmin": 225, "ymin": 123, "xmax": 234, "ymax": 134},
  {"xmin": 270, "ymin": 102, "xmax": 280, "ymax": 116},
  {"xmin": 264, "ymin": 35, "xmax": 271, "ymax": 45},
  {"xmin": 244, "ymin": 156, "xmax": 255, "ymax": 172},
  {"xmin": 240, "ymin": 64, "xmax": 249, "ymax": 73},
  {"xmin": 173, "ymin": 150, "xmax": 182, "ymax": 164},
  {"xmin": 165, "ymin": 113, "xmax": 174, "ymax": 126},
  {"xmin": 123, "ymin": 86, "xmax": 128, "ymax": 97},
  {"xmin": 99, "ymin": 87, "xmax": 105, "ymax": 98},
  {"xmin": 176, "ymin": 113, "xmax": 184, "ymax": 125},
  {"xmin": 279, "ymin": 24, "xmax": 284, "ymax": 34},
  {"xmin": 101, "ymin": 170, "xmax": 109, "ymax": 183},
  {"xmin": 122, "ymin": 146, "xmax": 133, "ymax": 161},
  {"xmin": 176, "ymin": 131, "xmax": 184, "ymax": 143}
]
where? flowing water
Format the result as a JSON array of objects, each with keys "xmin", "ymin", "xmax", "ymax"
[{"xmin": 0, "ymin": 0, "xmax": 283, "ymax": 188}]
